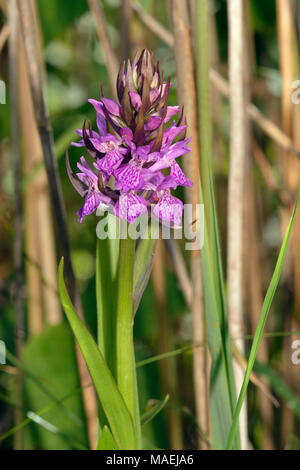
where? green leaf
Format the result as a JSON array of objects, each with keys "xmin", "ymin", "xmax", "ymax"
[
  {"xmin": 97, "ymin": 425, "xmax": 118, "ymax": 450},
  {"xmin": 133, "ymin": 236, "xmax": 157, "ymax": 315},
  {"xmin": 226, "ymin": 188, "xmax": 300, "ymax": 449},
  {"xmin": 195, "ymin": 0, "xmax": 239, "ymax": 448},
  {"xmin": 141, "ymin": 395, "xmax": 170, "ymax": 427},
  {"xmin": 58, "ymin": 258, "xmax": 136, "ymax": 450},
  {"xmin": 96, "ymin": 213, "xmax": 119, "ymax": 375},
  {"xmin": 199, "ymin": 172, "xmax": 240, "ymax": 449}
]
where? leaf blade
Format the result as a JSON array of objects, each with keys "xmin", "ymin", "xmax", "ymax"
[
  {"xmin": 58, "ymin": 258, "xmax": 136, "ymax": 450},
  {"xmin": 97, "ymin": 425, "xmax": 119, "ymax": 450},
  {"xmin": 226, "ymin": 188, "xmax": 300, "ymax": 449}
]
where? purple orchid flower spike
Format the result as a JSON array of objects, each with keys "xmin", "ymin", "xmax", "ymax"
[{"xmin": 67, "ymin": 48, "xmax": 192, "ymax": 226}]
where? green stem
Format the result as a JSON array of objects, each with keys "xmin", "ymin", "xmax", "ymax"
[{"xmin": 116, "ymin": 232, "xmax": 140, "ymax": 448}]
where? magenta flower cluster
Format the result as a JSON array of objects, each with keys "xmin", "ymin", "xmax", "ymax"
[{"xmin": 67, "ymin": 49, "xmax": 192, "ymax": 227}]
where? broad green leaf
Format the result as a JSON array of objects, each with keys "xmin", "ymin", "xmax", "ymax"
[
  {"xmin": 141, "ymin": 395, "xmax": 169, "ymax": 427},
  {"xmin": 96, "ymin": 213, "xmax": 119, "ymax": 375},
  {"xmin": 226, "ymin": 188, "xmax": 300, "ymax": 449},
  {"xmin": 133, "ymin": 236, "xmax": 157, "ymax": 315},
  {"xmin": 58, "ymin": 258, "xmax": 136, "ymax": 450},
  {"xmin": 97, "ymin": 425, "xmax": 118, "ymax": 450}
]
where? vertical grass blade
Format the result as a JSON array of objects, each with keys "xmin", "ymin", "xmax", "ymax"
[
  {"xmin": 200, "ymin": 176, "xmax": 240, "ymax": 449},
  {"xmin": 196, "ymin": 0, "xmax": 240, "ymax": 449},
  {"xmin": 226, "ymin": 188, "xmax": 300, "ymax": 449}
]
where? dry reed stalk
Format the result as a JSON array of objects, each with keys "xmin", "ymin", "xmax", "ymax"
[
  {"xmin": 0, "ymin": 23, "xmax": 9, "ymax": 52},
  {"xmin": 36, "ymin": 199, "xmax": 59, "ymax": 309},
  {"xmin": 209, "ymin": 4, "xmax": 224, "ymax": 173},
  {"xmin": 18, "ymin": 24, "xmax": 61, "ymax": 332},
  {"xmin": 87, "ymin": 0, "xmax": 118, "ymax": 97},
  {"xmin": 152, "ymin": 239, "xmax": 183, "ymax": 450},
  {"xmin": 133, "ymin": 2, "xmax": 173, "ymax": 46},
  {"xmin": 132, "ymin": 2, "xmax": 300, "ymax": 160},
  {"xmin": 18, "ymin": 0, "xmax": 75, "ymax": 303},
  {"xmin": 242, "ymin": 2, "xmax": 275, "ymax": 449},
  {"xmin": 18, "ymin": 0, "xmax": 98, "ymax": 449},
  {"xmin": 37, "ymin": 193, "xmax": 62, "ymax": 325},
  {"xmin": 9, "ymin": 0, "xmax": 25, "ymax": 449},
  {"xmin": 165, "ymin": 238, "xmax": 192, "ymax": 308},
  {"xmin": 132, "ymin": 1, "xmax": 174, "ymax": 46},
  {"xmin": 227, "ymin": 0, "xmax": 249, "ymax": 449},
  {"xmin": 172, "ymin": 0, "xmax": 209, "ymax": 449},
  {"xmin": 167, "ymin": 237, "xmax": 279, "ymax": 410},
  {"xmin": 252, "ymin": 140, "xmax": 279, "ymax": 192},
  {"xmin": 18, "ymin": 40, "xmax": 44, "ymax": 336},
  {"xmin": 252, "ymin": 140, "xmax": 292, "ymax": 205},
  {"xmin": 291, "ymin": 7, "xmax": 300, "ymax": 329},
  {"xmin": 120, "ymin": 0, "xmax": 132, "ymax": 61},
  {"xmin": 276, "ymin": 0, "xmax": 300, "ymax": 445},
  {"xmin": 245, "ymin": 171, "xmax": 275, "ymax": 449},
  {"xmin": 0, "ymin": 0, "xmax": 6, "ymax": 12},
  {"xmin": 210, "ymin": 69, "xmax": 300, "ymax": 159},
  {"xmin": 28, "ymin": 0, "xmax": 61, "ymax": 326}
]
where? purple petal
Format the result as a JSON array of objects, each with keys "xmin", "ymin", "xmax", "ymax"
[
  {"xmin": 136, "ymin": 144, "xmax": 151, "ymax": 160},
  {"xmin": 90, "ymin": 135, "xmax": 120, "ymax": 154},
  {"xmin": 92, "ymin": 163, "xmax": 110, "ymax": 186},
  {"xmin": 156, "ymin": 175, "xmax": 178, "ymax": 190},
  {"xmin": 96, "ymin": 151, "xmax": 124, "ymax": 175},
  {"xmin": 77, "ymin": 157, "xmax": 98, "ymax": 186},
  {"xmin": 88, "ymin": 99, "xmax": 106, "ymax": 117},
  {"xmin": 77, "ymin": 192, "xmax": 101, "ymax": 222},
  {"xmin": 97, "ymin": 114, "xmax": 107, "ymax": 136},
  {"xmin": 72, "ymin": 128, "xmax": 98, "ymax": 147},
  {"xmin": 120, "ymin": 127, "xmax": 135, "ymax": 150},
  {"xmin": 129, "ymin": 91, "xmax": 142, "ymax": 111},
  {"xmin": 149, "ymin": 87, "xmax": 159, "ymax": 104},
  {"xmin": 153, "ymin": 191, "xmax": 183, "ymax": 227},
  {"xmin": 145, "ymin": 116, "xmax": 162, "ymax": 131},
  {"xmin": 164, "ymin": 106, "xmax": 180, "ymax": 123},
  {"xmin": 71, "ymin": 139, "xmax": 85, "ymax": 147},
  {"xmin": 170, "ymin": 161, "xmax": 193, "ymax": 188},
  {"xmin": 101, "ymin": 98, "xmax": 121, "ymax": 117},
  {"xmin": 115, "ymin": 193, "xmax": 148, "ymax": 223},
  {"xmin": 162, "ymin": 124, "xmax": 187, "ymax": 144},
  {"xmin": 75, "ymin": 128, "xmax": 99, "ymax": 138},
  {"xmin": 115, "ymin": 163, "xmax": 144, "ymax": 192},
  {"xmin": 147, "ymin": 171, "xmax": 165, "ymax": 187}
]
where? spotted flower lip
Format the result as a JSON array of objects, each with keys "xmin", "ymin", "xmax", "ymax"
[{"xmin": 67, "ymin": 48, "xmax": 192, "ymax": 226}]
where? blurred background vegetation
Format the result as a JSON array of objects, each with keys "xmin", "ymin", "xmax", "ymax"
[{"xmin": 0, "ymin": 0, "xmax": 300, "ymax": 450}]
